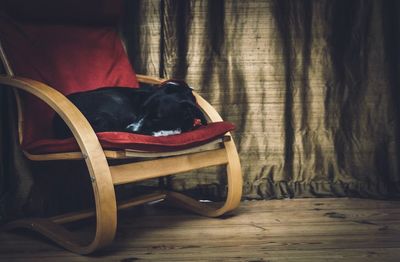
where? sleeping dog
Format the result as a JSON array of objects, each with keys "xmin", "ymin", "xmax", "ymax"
[{"xmin": 53, "ymin": 80, "xmax": 208, "ymax": 138}]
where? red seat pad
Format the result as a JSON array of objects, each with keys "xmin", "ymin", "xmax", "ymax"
[{"xmin": 22, "ymin": 122, "xmax": 235, "ymax": 154}]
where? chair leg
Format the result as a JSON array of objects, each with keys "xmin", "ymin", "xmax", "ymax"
[
  {"xmin": 2, "ymin": 194, "xmax": 117, "ymax": 255},
  {"xmin": 2, "ymin": 218, "xmax": 94, "ymax": 253},
  {"xmin": 2, "ymin": 214, "xmax": 115, "ymax": 255},
  {"xmin": 1, "ymin": 141, "xmax": 241, "ymax": 253},
  {"xmin": 2, "ymin": 186, "xmax": 116, "ymax": 254},
  {"xmin": 164, "ymin": 139, "xmax": 243, "ymax": 217},
  {"xmin": 2, "ymin": 155, "xmax": 117, "ymax": 255}
]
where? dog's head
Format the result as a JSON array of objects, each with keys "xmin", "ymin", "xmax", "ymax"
[{"xmin": 126, "ymin": 80, "xmax": 207, "ymax": 135}]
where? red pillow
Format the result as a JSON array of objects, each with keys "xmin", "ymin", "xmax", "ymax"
[
  {"xmin": 0, "ymin": 17, "xmax": 139, "ymax": 144},
  {"xmin": 0, "ymin": 19, "xmax": 139, "ymax": 94}
]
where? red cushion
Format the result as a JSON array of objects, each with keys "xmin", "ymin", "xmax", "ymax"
[{"xmin": 22, "ymin": 122, "xmax": 235, "ymax": 154}]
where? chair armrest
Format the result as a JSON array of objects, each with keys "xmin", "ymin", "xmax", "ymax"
[
  {"xmin": 192, "ymin": 92, "xmax": 223, "ymax": 122},
  {"xmin": 0, "ymin": 75, "xmax": 117, "ymax": 252},
  {"xmin": 136, "ymin": 74, "xmax": 223, "ymax": 122},
  {"xmin": 0, "ymin": 76, "xmax": 101, "ymax": 152}
]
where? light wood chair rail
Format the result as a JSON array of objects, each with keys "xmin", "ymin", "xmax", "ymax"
[{"xmin": 0, "ymin": 74, "xmax": 243, "ymax": 254}]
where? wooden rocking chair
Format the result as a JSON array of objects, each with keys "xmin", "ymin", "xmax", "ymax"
[{"xmin": 0, "ymin": 0, "xmax": 242, "ymax": 254}]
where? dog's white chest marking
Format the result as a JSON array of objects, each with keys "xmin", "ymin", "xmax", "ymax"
[{"xmin": 126, "ymin": 118, "xmax": 144, "ymax": 132}]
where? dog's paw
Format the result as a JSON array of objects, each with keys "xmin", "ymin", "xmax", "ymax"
[{"xmin": 152, "ymin": 129, "xmax": 182, "ymax": 137}]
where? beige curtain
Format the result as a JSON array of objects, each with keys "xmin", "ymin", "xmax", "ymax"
[{"xmin": 122, "ymin": 0, "xmax": 400, "ymax": 199}]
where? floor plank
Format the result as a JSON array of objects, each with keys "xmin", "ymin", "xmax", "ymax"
[{"xmin": 0, "ymin": 198, "xmax": 400, "ymax": 261}]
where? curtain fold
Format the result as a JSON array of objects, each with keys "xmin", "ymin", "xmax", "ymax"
[{"xmin": 123, "ymin": 0, "xmax": 400, "ymax": 199}]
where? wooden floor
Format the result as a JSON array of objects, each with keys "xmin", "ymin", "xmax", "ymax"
[{"xmin": 0, "ymin": 198, "xmax": 400, "ymax": 261}]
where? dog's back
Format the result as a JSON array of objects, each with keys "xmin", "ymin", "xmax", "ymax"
[
  {"xmin": 53, "ymin": 87, "xmax": 150, "ymax": 138},
  {"xmin": 53, "ymin": 81, "xmax": 207, "ymax": 138}
]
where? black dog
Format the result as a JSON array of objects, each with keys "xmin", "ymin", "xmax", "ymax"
[{"xmin": 53, "ymin": 80, "xmax": 207, "ymax": 138}]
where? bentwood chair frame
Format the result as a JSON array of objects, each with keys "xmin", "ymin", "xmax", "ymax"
[{"xmin": 0, "ymin": 39, "xmax": 242, "ymax": 254}]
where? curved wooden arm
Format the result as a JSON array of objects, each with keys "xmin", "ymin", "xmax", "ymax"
[
  {"xmin": 136, "ymin": 74, "xmax": 223, "ymax": 122},
  {"xmin": 0, "ymin": 76, "xmax": 117, "ymax": 254},
  {"xmin": 136, "ymin": 75, "xmax": 242, "ymax": 216}
]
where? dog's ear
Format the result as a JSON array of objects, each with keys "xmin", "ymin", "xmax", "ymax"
[{"xmin": 161, "ymin": 80, "xmax": 191, "ymax": 94}]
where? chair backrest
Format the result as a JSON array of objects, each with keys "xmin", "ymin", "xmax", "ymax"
[{"xmin": 0, "ymin": 0, "xmax": 139, "ymax": 146}]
